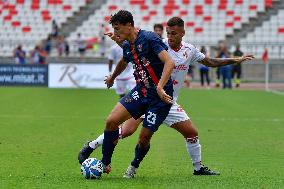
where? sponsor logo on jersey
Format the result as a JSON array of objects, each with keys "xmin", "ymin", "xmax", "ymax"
[
  {"xmin": 174, "ymin": 64, "xmax": 188, "ymax": 71},
  {"xmin": 183, "ymin": 51, "xmax": 188, "ymax": 59},
  {"xmin": 141, "ymin": 57, "xmax": 150, "ymax": 67},
  {"xmin": 124, "ymin": 97, "xmax": 132, "ymax": 103},
  {"xmin": 137, "ymin": 44, "xmax": 143, "ymax": 52}
]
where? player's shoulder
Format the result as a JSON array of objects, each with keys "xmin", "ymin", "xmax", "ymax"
[
  {"xmin": 110, "ymin": 44, "xmax": 119, "ymax": 50},
  {"xmin": 121, "ymin": 40, "xmax": 130, "ymax": 49},
  {"xmin": 182, "ymin": 41, "xmax": 195, "ymax": 50}
]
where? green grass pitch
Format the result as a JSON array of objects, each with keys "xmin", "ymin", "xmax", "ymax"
[{"xmin": 0, "ymin": 88, "xmax": 283, "ymax": 189}]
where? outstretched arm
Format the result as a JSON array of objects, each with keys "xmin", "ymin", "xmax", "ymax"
[{"xmin": 199, "ymin": 55, "xmax": 254, "ymax": 67}]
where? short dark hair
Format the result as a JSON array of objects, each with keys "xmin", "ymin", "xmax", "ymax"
[
  {"xmin": 153, "ymin": 23, "xmax": 164, "ymax": 30},
  {"xmin": 110, "ymin": 10, "xmax": 134, "ymax": 26},
  {"xmin": 167, "ymin": 17, "xmax": 184, "ymax": 27}
]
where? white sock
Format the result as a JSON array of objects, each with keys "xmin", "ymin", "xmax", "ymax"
[
  {"xmin": 185, "ymin": 136, "xmax": 202, "ymax": 171},
  {"xmin": 89, "ymin": 127, "xmax": 122, "ymax": 149},
  {"xmin": 89, "ymin": 133, "xmax": 104, "ymax": 149}
]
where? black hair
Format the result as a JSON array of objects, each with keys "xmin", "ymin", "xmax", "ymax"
[
  {"xmin": 153, "ymin": 23, "xmax": 164, "ymax": 30},
  {"xmin": 167, "ymin": 17, "xmax": 184, "ymax": 27},
  {"xmin": 110, "ymin": 10, "xmax": 134, "ymax": 26}
]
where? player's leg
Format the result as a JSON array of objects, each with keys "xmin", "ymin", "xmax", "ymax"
[
  {"xmin": 88, "ymin": 117, "xmax": 143, "ymax": 150},
  {"xmin": 227, "ymin": 66, "xmax": 232, "ymax": 89},
  {"xmin": 236, "ymin": 65, "xmax": 241, "ymax": 88},
  {"xmin": 80, "ymin": 118, "xmax": 137, "ymax": 166},
  {"xmin": 163, "ymin": 104, "xmax": 201, "ymax": 170},
  {"xmin": 171, "ymin": 120, "xmax": 200, "ymax": 167},
  {"xmin": 78, "ymin": 102, "xmax": 132, "ymax": 164},
  {"xmin": 171, "ymin": 120, "xmax": 220, "ymax": 175},
  {"xmin": 101, "ymin": 89, "xmax": 147, "ymax": 169},
  {"xmin": 215, "ymin": 68, "xmax": 221, "ymax": 88},
  {"xmin": 205, "ymin": 69, "xmax": 210, "ymax": 87},
  {"xmin": 124, "ymin": 127, "xmax": 153, "ymax": 178},
  {"xmin": 164, "ymin": 103, "xmax": 219, "ymax": 175},
  {"xmin": 79, "ymin": 86, "xmax": 146, "ymax": 167},
  {"xmin": 221, "ymin": 67, "xmax": 227, "ymax": 89},
  {"xmin": 101, "ymin": 85, "xmax": 149, "ymax": 171},
  {"xmin": 200, "ymin": 69, "xmax": 204, "ymax": 86},
  {"xmin": 124, "ymin": 99, "xmax": 172, "ymax": 178},
  {"xmin": 121, "ymin": 117, "xmax": 143, "ymax": 138}
]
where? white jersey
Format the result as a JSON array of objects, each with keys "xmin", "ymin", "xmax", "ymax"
[
  {"xmin": 108, "ymin": 44, "xmax": 134, "ymax": 80},
  {"xmin": 164, "ymin": 39, "xmax": 205, "ymax": 102}
]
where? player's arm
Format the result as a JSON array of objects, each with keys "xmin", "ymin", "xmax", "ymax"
[
  {"xmin": 105, "ymin": 32, "xmax": 123, "ymax": 47},
  {"xmin": 157, "ymin": 50, "xmax": 175, "ymax": 104},
  {"xmin": 199, "ymin": 55, "xmax": 254, "ymax": 68},
  {"xmin": 105, "ymin": 58, "xmax": 127, "ymax": 88}
]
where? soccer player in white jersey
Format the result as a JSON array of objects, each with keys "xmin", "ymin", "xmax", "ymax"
[
  {"xmin": 108, "ymin": 44, "xmax": 135, "ymax": 98},
  {"xmin": 78, "ymin": 17, "xmax": 254, "ymax": 177}
]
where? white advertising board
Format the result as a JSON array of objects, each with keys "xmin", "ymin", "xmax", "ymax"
[{"xmin": 49, "ymin": 64, "xmax": 109, "ymax": 88}]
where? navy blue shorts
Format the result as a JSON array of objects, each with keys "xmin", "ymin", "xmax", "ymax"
[{"xmin": 120, "ymin": 85, "xmax": 173, "ymax": 132}]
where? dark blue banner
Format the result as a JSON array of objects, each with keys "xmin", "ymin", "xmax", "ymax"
[{"xmin": 0, "ymin": 64, "xmax": 48, "ymax": 86}]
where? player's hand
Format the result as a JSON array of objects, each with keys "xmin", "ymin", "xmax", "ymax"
[
  {"xmin": 157, "ymin": 86, "xmax": 173, "ymax": 104},
  {"xmin": 238, "ymin": 55, "xmax": 255, "ymax": 63},
  {"xmin": 104, "ymin": 74, "xmax": 114, "ymax": 89},
  {"xmin": 104, "ymin": 32, "xmax": 121, "ymax": 43}
]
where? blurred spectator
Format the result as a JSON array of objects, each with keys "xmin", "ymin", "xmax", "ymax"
[
  {"xmin": 64, "ymin": 38, "xmax": 70, "ymax": 57},
  {"xmin": 13, "ymin": 45, "xmax": 26, "ymax": 64},
  {"xmin": 44, "ymin": 35, "xmax": 52, "ymax": 55},
  {"xmin": 76, "ymin": 33, "xmax": 86, "ymax": 58},
  {"xmin": 184, "ymin": 65, "xmax": 194, "ymax": 88},
  {"xmin": 199, "ymin": 46, "xmax": 210, "ymax": 88},
  {"xmin": 99, "ymin": 24, "xmax": 106, "ymax": 57},
  {"xmin": 31, "ymin": 45, "xmax": 47, "ymax": 64},
  {"xmin": 153, "ymin": 23, "xmax": 164, "ymax": 38},
  {"xmin": 51, "ymin": 20, "xmax": 59, "ymax": 38},
  {"xmin": 217, "ymin": 42, "xmax": 232, "ymax": 89},
  {"xmin": 56, "ymin": 35, "xmax": 65, "ymax": 57},
  {"xmin": 232, "ymin": 44, "xmax": 244, "ymax": 88}
]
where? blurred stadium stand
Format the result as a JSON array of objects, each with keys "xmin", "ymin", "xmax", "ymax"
[{"xmin": 0, "ymin": 0, "xmax": 283, "ymax": 59}]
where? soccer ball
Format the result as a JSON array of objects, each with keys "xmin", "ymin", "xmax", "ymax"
[{"xmin": 81, "ymin": 158, "xmax": 104, "ymax": 179}]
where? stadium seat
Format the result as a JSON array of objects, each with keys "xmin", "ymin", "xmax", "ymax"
[
  {"xmin": 0, "ymin": 0, "xmax": 283, "ymax": 58},
  {"xmin": 240, "ymin": 9, "xmax": 284, "ymax": 58},
  {"xmin": 0, "ymin": 0, "xmax": 87, "ymax": 56}
]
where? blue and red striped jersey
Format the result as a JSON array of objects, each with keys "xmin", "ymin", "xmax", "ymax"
[{"xmin": 122, "ymin": 30, "xmax": 172, "ymax": 92}]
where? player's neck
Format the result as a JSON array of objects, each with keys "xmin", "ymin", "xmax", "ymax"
[
  {"xmin": 170, "ymin": 42, "xmax": 182, "ymax": 52},
  {"xmin": 128, "ymin": 28, "xmax": 139, "ymax": 44}
]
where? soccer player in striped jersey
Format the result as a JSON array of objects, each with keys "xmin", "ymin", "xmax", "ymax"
[{"xmin": 79, "ymin": 10, "xmax": 176, "ymax": 174}]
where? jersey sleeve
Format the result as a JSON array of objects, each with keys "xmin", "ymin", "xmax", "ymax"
[
  {"xmin": 148, "ymin": 32, "xmax": 168, "ymax": 55},
  {"xmin": 191, "ymin": 46, "xmax": 205, "ymax": 63},
  {"xmin": 108, "ymin": 46, "xmax": 115, "ymax": 61}
]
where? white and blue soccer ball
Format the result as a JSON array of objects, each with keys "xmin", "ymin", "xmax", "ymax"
[{"xmin": 81, "ymin": 158, "xmax": 104, "ymax": 179}]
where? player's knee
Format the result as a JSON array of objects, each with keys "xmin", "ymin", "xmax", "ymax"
[
  {"xmin": 190, "ymin": 129, "xmax": 198, "ymax": 138},
  {"xmin": 121, "ymin": 128, "xmax": 135, "ymax": 138},
  {"xmin": 105, "ymin": 117, "xmax": 119, "ymax": 131}
]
